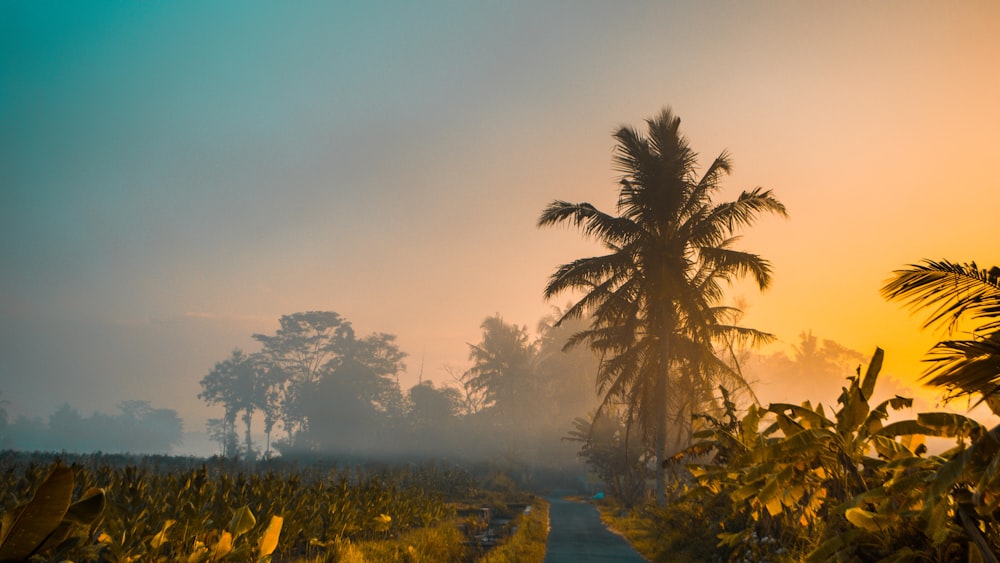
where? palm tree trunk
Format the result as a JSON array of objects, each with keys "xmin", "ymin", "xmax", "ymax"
[{"xmin": 655, "ymin": 329, "xmax": 670, "ymax": 505}]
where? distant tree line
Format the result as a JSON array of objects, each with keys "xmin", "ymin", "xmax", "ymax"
[
  {"xmin": 198, "ymin": 310, "xmax": 601, "ymax": 472},
  {"xmin": 0, "ymin": 399, "xmax": 183, "ymax": 454}
]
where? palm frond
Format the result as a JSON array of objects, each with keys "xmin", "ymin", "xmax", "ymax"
[
  {"xmin": 881, "ymin": 260, "xmax": 1000, "ymax": 334},
  {"xmin": 923, "ymin": 333, "xmax": 1000, "ymax": 401}
]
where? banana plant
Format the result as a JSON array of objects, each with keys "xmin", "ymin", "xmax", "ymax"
[
  {"xmin": 682, "ymin": 349, "xmax": 919, "ymax": 556},
  {"xmin": 0, "ymin": 463, "xmax": 106, "ymax": 562},
  {"xmin": 807, "ymin": 411, "xmax": 1000, "ymax": 562}
]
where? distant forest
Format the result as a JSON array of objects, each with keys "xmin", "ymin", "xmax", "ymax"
[{"xmin": 0, "ymin": 399, "xmax": 182, "ymax": 454}]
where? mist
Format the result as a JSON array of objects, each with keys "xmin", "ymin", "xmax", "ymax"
[{"xmin": 3, "ymin": 3, "xmax": 999, "ymax": 468}]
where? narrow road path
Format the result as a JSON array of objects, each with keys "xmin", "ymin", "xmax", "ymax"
[{"xmin": 544, "ymin": 496, "xmax": 648, "ymax": 562}]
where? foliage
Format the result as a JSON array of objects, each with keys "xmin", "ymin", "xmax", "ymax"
[
  {"xmin": 479, "ymin": 498, "xmax": 549, "ymax": 563},
  {"xmin": 3, "ymin": 402, "xmax": 183, "ymax": 455},
  {"xmin": 0, "ymin": 456, "xmax": 483, "ymax": 562},
  {"xmin": 648, "ymin": 347, "xmax": 1000, "ymax": 562},
  {"xmin": 882, "ymin": 259, "xmax": 1000, "ymax": 404},
  {"xmin": 464, "ymin": 315, "xmax": 537, "ymax": 421},
  {"xmin": 351, "ymin": 522, "xmax": 467, "ymax": 563},
  {"xmin": 199, "ymin": 349, "xmax": 274, "ymax": 459},
  {"xmin": 198, "ymin": 311, "xmax": 408, "ymax": 456},
  {"xmin": 538, "ymin": 107, "xmax": 787, "ymax": 501},
  {"xmin": 565, "ymin": 409, "xmax": 650, "ymax": 507},
  {"xmin": 0, "ymin": 463, "xmax": 105, "ymax": 562},
  {"xmin": 596, "ymin": 492, "xmax": 731, "ymax": 562}
]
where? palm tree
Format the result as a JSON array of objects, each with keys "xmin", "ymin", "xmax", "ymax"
[
  {"xmin": 464, "ymin": 314, "xmax": 538, "ymax": 424},
  {"xmin": 538, "ymin": 108, "xmax": 787, "ymax": 501},
  {"xmin": 882, "ymin": 260, "xmax": 1000, "ymax": 405}
]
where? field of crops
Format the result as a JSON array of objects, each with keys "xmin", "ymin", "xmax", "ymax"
[{"xmin": 0, "ymin": 451, "xmax": 540, "ymax": 562}]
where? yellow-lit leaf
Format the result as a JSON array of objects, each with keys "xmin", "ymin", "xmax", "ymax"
[
  {"xmin": 765, "ymin": 495, "xmax": 783, "ymax": 516},
  {"xmin": 186, "ymin": 542, "xmax": 208, "ymax": 563},
  {"xmin": 211, "ymin": 531, "xmax": 233, "ymax": 560},
  {"xmin": 788, "ymin": 485, "xmax": 805, "ymax": 503},
  {"xmin": 902, "ymin": 433, "xmax": 925, "ymax": 454},
  {"xmin": 229, "ymin": 505, "xmax": 256, "ymax": 538},
  {"xmin": 845, "ymin": 507, "xmax": 886, "ymax": 532},
  {"xmin": 258, "ymin": 515, "xmax": 283, "ymax": 558},
  {"xmin": 151, "ymin": 519, "xmax": 175, "ymax": 550}
]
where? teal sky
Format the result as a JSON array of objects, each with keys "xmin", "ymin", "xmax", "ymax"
[{"xmin": 3, "ymin": 2, "xmax": 999, "ymax": 452}]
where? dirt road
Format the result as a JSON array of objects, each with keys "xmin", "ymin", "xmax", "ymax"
[{"xmin": 544, "ymin": 496, "xmax": 648, "ymax": 562}]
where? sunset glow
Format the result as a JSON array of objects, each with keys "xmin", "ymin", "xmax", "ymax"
[{"xmin": 3, "ymin": 2, "xmax": 999, "ymax": 451}]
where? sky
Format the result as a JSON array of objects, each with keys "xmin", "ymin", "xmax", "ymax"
[{"xmin": 2, "ymin": 1, "xmax": 999, "ymax": 453}]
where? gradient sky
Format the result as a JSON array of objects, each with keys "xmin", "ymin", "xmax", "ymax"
[{"xmin": 3, "ymin": 2, "xmax": 999, "ymax": 450}]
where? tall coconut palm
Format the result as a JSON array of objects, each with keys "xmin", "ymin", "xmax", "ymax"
[
  {"xmin": 882, "ymin": 260, "xmax": 1000, "ymax": 404},
  {"xmin": 538, "ymin": 108, "xmax": 787, "ymax": 501}
]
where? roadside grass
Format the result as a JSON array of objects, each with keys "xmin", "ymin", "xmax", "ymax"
[
  {"xmin": 594, "ymin": 498, "xmax": 660, "ymax": 561},
  {"xmin": 299, "ymin": 523, "xmax": 468, "ymax": 563},
  {"xmin": 480, "ymin": 497, "xmax": 550, "ymax": 563},
  {"xmin": 354, "ymin": 523, "xmax": 468, "ymax": 562},
  {"xmin": 596, "ymin": 494, "xmax": 741, "ymax": 562}
]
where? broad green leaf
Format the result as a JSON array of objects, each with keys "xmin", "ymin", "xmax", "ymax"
[
  {"xmin": 257, "ymin": 515, "xmax": 283, "ymax": 558},
  {"xmin": 769, "ymin": 403, "xmax": 834, "ymax": 429},
  {"xmin": 64, "ymin": 487, "xmax": 106, "ymax": 526},
  {"xmin": 764, "ymin": 494, "xmax": 783, "ymax": 516},
  {"xmin": 877, "ymin": 420, "xmax": 934, "ymax": 438},
  {"xmin": 33, "ymin": 520, "xmax": 74, "ymax": 556},
  {"xmin": 872, "ymin": 435, "xmax": 916, "ymax": 460},
  {"xmin": 757, "ymin": 477, "xmax": 784, "ymax": 516},
  {"xmin": 836, "ymin": 386, "xmax": 870, "ymax": 437},
  {"xmin": 229, "ymin": 505, "xmax": 256, "ymax": 538},
  {"xmin": 187, "ymin": 541, "xmax": 209, "ymax": 563},
  {"xmin": 928, "ymin": 454, "xmax": 967, "ymax": 509},
  {"xmin": 0, "ymin": 464, "xmax": 74, "ymax": 561},
  {"xmin": 917, "ymin": 412, "xmax": 984, "ymax": 439},
  {"xmin": 901, "ymin": 432, "xmax": 925, "ymax": 454},
  {"xmin": 860, "ymin": 347, "xmax": 884, "ymax": 400},
  {"xmin": 150, "ymin": 520, "xmax": 174, "ymax": 550},
  {"xmin": 210, "ymin": 531, "xmax": 233, "ymax": 560},
  {"xmin": 845, "ymin": 507, "xmax": 889, "ymax": 532}
]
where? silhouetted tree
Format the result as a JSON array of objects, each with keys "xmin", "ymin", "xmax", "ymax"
[
  {"xmin": 882, "ymin": 260, "xmax": 1000, "ymax": 408},
  {"xmin": 535, "ymin": 308, "xmax": 602, "ymax": 428},
  {"xmin": 465, "ymin": 315, "xmax": 538, "ymax": 429},
  {"xmin": 206, "ymin": 416, "xmax": 239, "ymax": 457},
  {"xmin": 566, "ymin": 408, "xmax": 650, "ymax": 507},
  {"xmin": 538, "ymin": 107, "xmax": 786, "ymax": 501},
  {"xmin": 403, "ymin": 381, "xmax": 462, "ymax": 453},
  {"xmin": 251, "ymin": 311, "xmax": 406, "ymax": 444},
  {"xmin": 446, "ymin": 364, "xmax": 488, "ymax": 416},
  {"xmin": 198, "ymin": 349, "xmax": 272, "ymax": 458},
  {"xmin": 253, "ymin": 311, "xmax": 356, "ymax": 439}
]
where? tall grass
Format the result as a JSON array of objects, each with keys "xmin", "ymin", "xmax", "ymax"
[{"xmin": 479, "ymin": 498, "xmax": 549, "ymax": 563}]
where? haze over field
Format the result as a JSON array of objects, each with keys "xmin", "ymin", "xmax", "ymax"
[{"xmin": 3, "ymin": 2, "xmax": 999, "ymax": 454}]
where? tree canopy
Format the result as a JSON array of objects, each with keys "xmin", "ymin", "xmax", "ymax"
[{"xmin": 539, "ymin": 107, "xmax": 786, "ymax": 501}]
